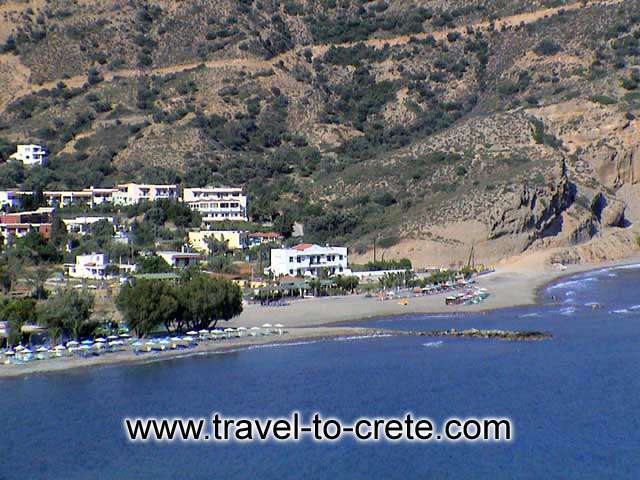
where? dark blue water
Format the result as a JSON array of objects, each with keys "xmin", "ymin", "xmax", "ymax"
[{"xmin": 2, "ymin": 265, "xmax": 640, "ymax": 479}]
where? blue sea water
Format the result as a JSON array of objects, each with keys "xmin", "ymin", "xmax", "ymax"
[{"xmin": 2, "ymin": 265, "xmax": 640, "ymax": 479}]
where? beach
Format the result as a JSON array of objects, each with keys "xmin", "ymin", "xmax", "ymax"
[
  {"xmin": 230, "ymin": 251, "xmax": 640, "ymax": 328},
  {"xmin": 3, "ymin": 251, "xmax": 640, "ymax": 378},
  {"xmin": 0, "ymin": 327, "xmax": 388, "ymax": 379}
]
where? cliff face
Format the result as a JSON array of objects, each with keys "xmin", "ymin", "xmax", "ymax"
[
  {"xmin": 488, "ymin": 162, "xmax": 575, "ymax": 244},
  {"xmin": 486, "ymin": 157, "xmax": 629, "ymax": 260}
]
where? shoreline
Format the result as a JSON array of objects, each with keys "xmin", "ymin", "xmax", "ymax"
[
  {"xmin": 3, "ymin": 252, "xmax": 640, "ymax": 379},
  {"xmin": 231, "ymin": 253, "xmax": 640, "ymax": 329},
  {"xmin": 0, "ymin": 327, "xmax": 388, "ymax": 379}
]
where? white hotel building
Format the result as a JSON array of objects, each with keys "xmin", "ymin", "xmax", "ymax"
[
  {"xmin": 182, "ymin": 187, "xmax": 248, "ymax": 227},
  {"xmin": 113, "ymin": 183, "xmax": 179, "ymax": 205},
  {"xmin": 269, "ymin": 244, "xmax": 350, "ymax": 278},
  {"xmin": 65, "ymin": 253, "xmax": 109, "ymax": 280},
  {"xmin": 10, "ymin": 144, "xmax": 48, "ymax": 167}
]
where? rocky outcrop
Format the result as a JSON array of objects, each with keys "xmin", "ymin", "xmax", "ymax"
[
  {"xmin": 415, "ymin": 329, "xmax": 552, "ymax": 341},
  {"xmin": 550, "ymin": 229, "xmax": 640, "ymax": 265},
  {"xmin": 488, "ymin": 161, "xmax": 575, "ymax": 245},
  {"xmin": 591, "ymin": 193, "xmax": 626, "ymax": 228}
]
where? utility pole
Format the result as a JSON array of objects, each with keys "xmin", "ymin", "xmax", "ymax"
[{"xmin": 373, "ymin": 237, "xmax": 377, "ymax": 264}]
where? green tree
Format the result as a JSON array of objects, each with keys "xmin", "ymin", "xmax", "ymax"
[
  {"xmin": 15, "ymin": 229, "xmax": 62, "ymax": 263},
  {"xmin": 274, "ymin": 212, "xmax": 294, "ymax": 239},
  {"xmin": 116, "ymin": 280, "xmax": 178, "ymax": 337},
  {"xmin": 38, "ymin": 289, "xmax": 95, "ymax": 343},
  {"xmin": 90, "ymin": 219, "xmax": 115, "ymax": 241},
  {"xmin": 137, "ymin": 255, "xmax": 172, "ymax": 273},
  {"xmin": 1, "ymin": 298, "xmax": 37, "ymax": 346},
  {"xmin": 25, "ymin": 265, "xmax": 50, "ymax": 300},
  {"xmin": 177, "ymin": 275, "xmax": 243, "ymax": 331},
  {"xmin": 50, "ymin": 216, "xmax": 68, "ymax": 248},
  {"xmin": 336, "ymin": 275, "xmax": 359, "ymax": 293}
]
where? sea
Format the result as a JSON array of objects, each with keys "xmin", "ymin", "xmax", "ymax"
[{"xmin": 2, "ymin": 264, "xmax": 640, "ymax": 479}]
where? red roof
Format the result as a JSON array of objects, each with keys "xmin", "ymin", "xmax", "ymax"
[{"xmin": 293, "ymin": 243, "xmax": 314, "ymax": 251}]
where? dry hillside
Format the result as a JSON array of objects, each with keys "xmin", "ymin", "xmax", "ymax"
[{"xmin": 0, "ymin": 0, "xmax": 639, "ymax": 267}]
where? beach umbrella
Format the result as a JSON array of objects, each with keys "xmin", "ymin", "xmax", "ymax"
[
  {"xmin": 36, "ymin": 347, "xmax": 49, "ymax": 353},
  {"xmin": 119, "ymin": 333, "xmax": 131, "ymax": 338},
  {"xmin": 14, "ymin": 345, "xmax": 25, "ymax": 351},
  {"xmin": 81, "ymin": 340, "xmax": 94, "ymax": 346},
  {"xmin": 78, "ymin": 345, "xmax": 90, "ymax": 351},
  {"xmin": 224, "ymin": 328, "xmax": 235, "ymax": 332},
  {"xmin": 22, "ymin": 348, "xmax": 32, "ymax": 354},
  {"xmin": 250, "ymin": 326, "xmax": 261, "ymax": 330},
  {"xmin": 274, "ymin": 324, "xmax": 284, "ymax": 328},
  {"xmin": 95, "ymin": 338, "xmax": 107, "ymax": 343},
  {"xmin": 54, "ymin": 345, "xmax": 67, "ymax": 351},
  {"xmin": 186, "ymin": 331, "xmax": 198, "ymax": 336},
  {"xmin": 4, "ymin": 350, "xmax": 15, "ymax": 356},
  {"xmin": 107, "ymin": 335, "xmax": 119, "ymax": 340},
  {"xmin": 237, "ymin": 327, "xmax": 247, "ymax": 331},
  {"xmin": 198, "ymin": 329, "xmax": 209, "ymax": 334},
  {"xmin": 93, "ymin": 342, "xmax": 105, "ymax": 349},
  {"xmin": 262, "ymin": 323, "xmax": 272, "ymax": 328},
  {"xmin": 66, "ymin": 340, "xmax": 79, "ymax": 347}
]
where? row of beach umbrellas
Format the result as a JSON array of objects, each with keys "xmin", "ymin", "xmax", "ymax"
[{"xmin": 3, "ymin": 325, "xmax": 288, "ymax": 360}]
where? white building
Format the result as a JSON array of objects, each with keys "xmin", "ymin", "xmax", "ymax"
[
  {"xmin": 63, "ymin": 216, "xmax": 115, "ymax": 235},
  {"xmin": 0, "ymin": 191, "xmax": 31, "ymax": 210},
  {"xmin": 10, "ymin": 144, "xmax": 47, "ymax": 166},
  {"xmin": 157, "ymin": 251, "xmax": 202, "ymax": 269},
  {"xmin": 269, "ymin": 244, "xmax": 350, "ymax": 277},
  {"xmin": 66, "ymin": 253, "xmax": 109, "ymax": 280},
  {"xmin": 113, "ymin": 183, "xmax": 179, "ymax": 205},
  {"xmin": 44, "ymin": 188, "xmax": 118, "ymax": 208},
  {"xmin": 182, "ymin": 187, "xmax": 248, "ymax": 225}
]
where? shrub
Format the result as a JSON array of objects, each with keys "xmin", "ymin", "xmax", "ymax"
[
  {"xmin": 589, "ymin": 95, "xmax": 617, "ymax": 105},
  {"xmin": 534, "ymin": 38, "xmax": 560, "ymax": 56}
]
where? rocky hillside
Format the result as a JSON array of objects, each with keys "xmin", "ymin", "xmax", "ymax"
[{"xmin": 0, "ymin": 0, "xmax": 639, "ymax": 267}]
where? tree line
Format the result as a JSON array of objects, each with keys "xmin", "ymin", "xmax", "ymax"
[{"xmin": 117, "ymin": 274, "xmax": 243, "ymax": 337}]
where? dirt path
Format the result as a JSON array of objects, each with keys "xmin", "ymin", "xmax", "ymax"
[{"xmin": 1, "ymin": 0, "xmax": 624, "ymax": 107}]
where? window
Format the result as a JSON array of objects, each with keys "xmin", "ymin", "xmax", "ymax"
[
  {"xmin": 289, "ymin": 269, "xmax": 294, "ymax": 274},
  {"xmin": 289, "ymin": 257, "xmax": 294, "ymax": 262}
]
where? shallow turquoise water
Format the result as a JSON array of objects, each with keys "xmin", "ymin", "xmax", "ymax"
[{"xmin": 2, "ymin": 265, "xmax": 640, "ymax": 479}]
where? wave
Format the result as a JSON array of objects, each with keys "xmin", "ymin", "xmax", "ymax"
[
  {"xmin": 125, "ymin": 335, "xmax": 391, "ymax": 366},
  {"xmin": 519, "ymin": 313, "xmax": 540, "ymax": 318},
  {"xmin": 610, "ymin": 263, "xmax": 640, "ymax": 271},
  {"xmin": 611, "ymin": 309, "xmax": 630, "ymax": 314},
  {"xmin": 548, "ymin": 277, "xmax": 597, "ymax": 291},
  {"xmin": 592, "ymin": 263, "xmax": 640, "ymax": 276},
  {"xmin": 423, "ymin": 341, "xmax": 444, "ymax": 348},
  {"xmin": 559, "ymin": 307, "xmax": 576, "ymax": 315},
  {"xmin": 333, "ymin": 334, "xmax": 393, "ymax": 342}
]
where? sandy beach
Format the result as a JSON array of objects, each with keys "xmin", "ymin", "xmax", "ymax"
[
  {"xmin": 3, "ymin": 250, "xmax": 640, "ymax": 379},
  {"xmin": 229, "ymin": 251, "xmax": 640, "ymax": 328},
  {"xmin": 0, "ymin": 327, "xmax": 389, "ymax": 379}
]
